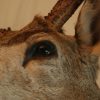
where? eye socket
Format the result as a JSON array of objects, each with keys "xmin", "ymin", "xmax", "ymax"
[
  {"xmin": 30, "ymin": 41, "xmax": 57, "ymax": 57},
  {"xmin": 23, "ymin": 41, "xmax": 57, "ymax": 66}
]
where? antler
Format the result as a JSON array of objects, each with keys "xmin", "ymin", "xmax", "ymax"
[{"xmin": 45, "ymin": 0, "xmax": 84, "ymax": 30}]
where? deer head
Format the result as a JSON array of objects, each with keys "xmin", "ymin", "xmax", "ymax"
[{"xmin": 0, "ymin": 0, "xmax": 100, "ymax": 100}]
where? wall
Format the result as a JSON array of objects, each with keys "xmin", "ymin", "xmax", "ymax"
[{"xmin": 0, "ymin": 0, "xmax": 82, "ymax": 35}]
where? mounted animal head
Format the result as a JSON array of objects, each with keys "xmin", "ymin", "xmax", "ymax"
[{"xmin": 0, "ymin": 0, "xmax": 100, "ymax": 100}]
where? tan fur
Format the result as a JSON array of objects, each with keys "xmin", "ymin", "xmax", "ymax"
[{"xmin": 0, "ymin": 0, "xmax": 100, "ymax": 100}]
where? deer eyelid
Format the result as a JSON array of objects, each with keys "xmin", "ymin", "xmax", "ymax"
[{"xmin": 23, "ymin": 40, "xmax": 57, "ymax": 67}]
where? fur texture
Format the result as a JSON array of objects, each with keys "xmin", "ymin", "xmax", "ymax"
[{"xmin": 0, "ymin": 0, "xmax": 100, "ymax": 100}]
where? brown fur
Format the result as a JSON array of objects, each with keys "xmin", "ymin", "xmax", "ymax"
[
  {"xmin": 0, "ymin": 0, "xmax": 100, "ymax": 100},
  {"xmin": 0, "ymin": 16, "xmax": 58, "ymax": 46}
]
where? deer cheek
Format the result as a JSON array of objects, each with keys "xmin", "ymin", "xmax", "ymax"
[{"xmin": 24, "ymin": 59, "xmax": 65, "ymax": 87}]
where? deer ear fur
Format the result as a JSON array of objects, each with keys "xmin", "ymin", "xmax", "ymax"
[{"xmin": 75, "ymin": 0, "xmax": 100, "ymax": 49}]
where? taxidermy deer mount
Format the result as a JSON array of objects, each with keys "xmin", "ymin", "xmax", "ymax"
[{"xmin": 0, "ymin": 0, "xmax": 100, "ymax": 100}]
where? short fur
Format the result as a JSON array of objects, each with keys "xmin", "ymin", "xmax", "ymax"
[{"xmin": 0, "ymin": 0, "xmax": 100, "ymax": 100}]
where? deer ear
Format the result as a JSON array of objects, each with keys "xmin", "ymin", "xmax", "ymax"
[{"xmin": 75, "ymin": 0, "xmax": 100, "ymax": 49}]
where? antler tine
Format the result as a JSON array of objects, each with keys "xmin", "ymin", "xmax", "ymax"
[{"xmin": 45, "ymin": 0, "xmax": 84, "ymax": 31}]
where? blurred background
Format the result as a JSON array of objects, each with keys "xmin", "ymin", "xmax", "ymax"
[{"xmin": 0, "ymin": 0, "xmax": 82, "ymax": 35}]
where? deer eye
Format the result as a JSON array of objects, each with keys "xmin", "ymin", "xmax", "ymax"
[
  {"xmin": 30, "ymin": 41, "xmax": 57, "ymax": 57},
  {"xmin": 23, "ymin": 41, "xmax": 57, "ymax": 66}
]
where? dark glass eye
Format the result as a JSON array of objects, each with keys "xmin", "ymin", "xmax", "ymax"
[
  {"xmin": 23, "ymin": 41, "xmax": 57, "ymax": 66},
  {"xmin": 31, "ymin": 41, "xmax": 56, "ymax": 57}
]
